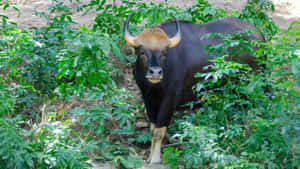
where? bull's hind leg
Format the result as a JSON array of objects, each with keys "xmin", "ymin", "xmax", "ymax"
[{"xmin": 148, "ymin": 126, "xmax": 166, "ymax": 164}]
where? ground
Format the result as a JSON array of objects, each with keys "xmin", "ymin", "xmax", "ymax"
[
  {"xmin": 1, "ymin": 0, "xmax": 299, "ymax": 169},
  {"xmin": 1, "ymin": 0, "xmax": 299, "ymax": 30}
]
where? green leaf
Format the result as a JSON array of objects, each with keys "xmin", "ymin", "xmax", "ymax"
[
  {"xmin": 136, "ymin": 132, "xmax": 151, "ymax": 144},
  {"xmin": 3, "ymin": 4, "xmax": 9, "ymax": 10}
]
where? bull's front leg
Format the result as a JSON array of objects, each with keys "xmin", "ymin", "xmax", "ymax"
[
  {"xmin": 149, "ymin": 123, "xmax": 167, "ymax": 164},
  {"xmin": 148, "ymin": 94, "xmax": 176, "ymax": 164}
]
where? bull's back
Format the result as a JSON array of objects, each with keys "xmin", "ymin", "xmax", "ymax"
[
  {"xmin": 160, "ymin": 18, "xmax": 263, "ymax": 64},
  {"xmin": 159, "ymin": 18, "xmax": 264, "ymax": 107}
]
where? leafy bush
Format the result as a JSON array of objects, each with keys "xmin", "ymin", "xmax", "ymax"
[
  {"xmin": 57, "ymin": 26, "xmax": 117, "ymax": 98},
  {"xmin": 163, "ymin": 147, "xmax": 182, "ymax": 169},
  {"xmin": 0, "ymin": 117, "xmax": 92, "ymax": 169},
  {"xmin": 0, "ymin": 84, "xmax": 15, "ymax": 116},
  {"xmin": 0, "ymin": 1, "xmax": 141, "ymax": 168},
  {"xmin": 237, "ymin": 0, "xmax": 279, "ymax": 40},
  {"xmin": 187, "ymin": 0, "xmax": 227, "ymax": 23}
]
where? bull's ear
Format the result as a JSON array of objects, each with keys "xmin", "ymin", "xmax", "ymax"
[
  {"xmin": 124, "ymin": 13, "xmax": 137, "ymax": 46},
  {"xmin": 124, "ymin": 35, "xmax": 137, "ymax": 47},
  {"xmin": 168, "ymin": 15, "xmax": 181, "ymax": 48}
]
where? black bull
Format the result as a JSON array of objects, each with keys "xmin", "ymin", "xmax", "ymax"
[{"xmin": 123, "ymin": 13, "xmax": 265, "ymax": 164}]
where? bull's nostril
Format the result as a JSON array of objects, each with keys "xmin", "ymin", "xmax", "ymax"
[
  {"xmin": 158, "ymin": 70, "xmax": 162, "ymax": 75},
  {"xmin": 150, "ymin": 70, "xmax": 154, "ymax": 74}
]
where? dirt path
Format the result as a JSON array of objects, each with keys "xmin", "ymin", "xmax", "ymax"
[
  {"xmin": 1, "ymin": 0, "xmax": 299, "ymax": 30},
  {"xmin": 88, "ymin": 161, "xmax": 170, "ymax": 169}
]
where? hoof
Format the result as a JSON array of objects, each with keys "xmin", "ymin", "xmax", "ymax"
[{"xmin": 148, "ymin": 158, "xmax": 161, "ymax": 164}]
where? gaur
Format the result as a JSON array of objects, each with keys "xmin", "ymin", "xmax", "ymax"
[{"xmin": 123, "ymin": 13, "xmax": 265, "ymax": 164}]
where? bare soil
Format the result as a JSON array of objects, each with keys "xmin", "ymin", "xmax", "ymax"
[{"xmin": 1, "ymin": 0, "xmax": 299, "ymax": 30}]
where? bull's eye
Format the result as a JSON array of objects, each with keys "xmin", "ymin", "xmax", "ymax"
[
  {"xmin": 160, "ymin": 55, "xmax": 166, "ymax": 65},
  {"xmin": 138, "ymin": 49, "xmax": 148, "ymax": 64},
  {"xmin": 140, "ymin": 50, "xmax": 145, "ymax": 55}
]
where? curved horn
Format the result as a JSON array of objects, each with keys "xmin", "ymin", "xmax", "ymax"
[
  {"xmin": 123, "ymin": 12, "xmax": 137, "ymax": 46},
  {"xmin": 168, "ymin": 15, "xmax": 181, "ymax": 48}
]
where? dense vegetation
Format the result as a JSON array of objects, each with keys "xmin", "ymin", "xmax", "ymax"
[{"xmin": 0, "ymin": 0, "xmax": 299, "ymax": 168}]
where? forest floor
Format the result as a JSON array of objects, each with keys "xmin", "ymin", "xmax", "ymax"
[
  {"xmin": 1, "ymin": 0, "xmax": 299, "ymax": 169},
  {"xmin": 2, "ymin": 0, "xmax": 300, "ymax": 30}
]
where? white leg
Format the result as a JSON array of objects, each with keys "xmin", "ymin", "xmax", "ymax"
[
  {"xmin": 148, "ymin": 123, "xmax": 155, "ymax": 162},
  {"xmin": 149, "ymin": 126, "xmax": 167, "ymax": 164}
]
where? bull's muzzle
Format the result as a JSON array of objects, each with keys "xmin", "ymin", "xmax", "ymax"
[{"xmin": 146, "ymin": 66, "xmax": 163, "ymax": 84}]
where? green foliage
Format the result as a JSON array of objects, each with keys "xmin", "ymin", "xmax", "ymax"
[
  {"xmin": 92, "ymin": 0, "xmax": 190, "ymax": 35},
  {"xmin": 134, "ymin": 1, "xmax": 189, "ymax": 27},
  {"xmin": 0, "ymin": 117, "xmax": 92, "ymax": 169},
  {"xmin": 0, "ymin": 1, "xmax": 143, "ymax": 168},
  {"xmin": 163, "ymin": 147, "xmax": 182, "ymax": 169},
  {"xmin": 65, "ymin": 87, "xmax": 144, "ymax": 168},
  {"xmin": 136, "ymin": 131, "xmax": 152, "ymax": 144},
  {"xmin": 0, "ymin": 84, "xmax": 15, "ymax": 116},
  {"xmin": 263, "ymin": 21, "xmax": 300, "ymax": 168},
  {"xmin": 0, "ymin": 1, "xmax": 79, "ymax": 117},
  {"xmin": 177, "ymin": 123, "xmax": 237, "ymax": 168},
  {"xmin": 187, "ymin": 0, "xmax": 227, "ymax": 23},
  {"xmin": 237, "ymin": 0, "xmax": 280, "ymax": 40},
  {"xmin": 92, "ymin": 0, "xmax": 133, "ymax": 34},
  {"xmin": 0, "ymin": 117, "xmax": 32, "ymax": 169},
  {"xmin": 57, "ymin": 26, "xmax": 116, "ymax": 98}
]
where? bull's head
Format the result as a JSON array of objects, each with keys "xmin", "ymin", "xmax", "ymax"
[{"xmin": 124, "ymin": 13, "xmax": 181, "ymax": 84}]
